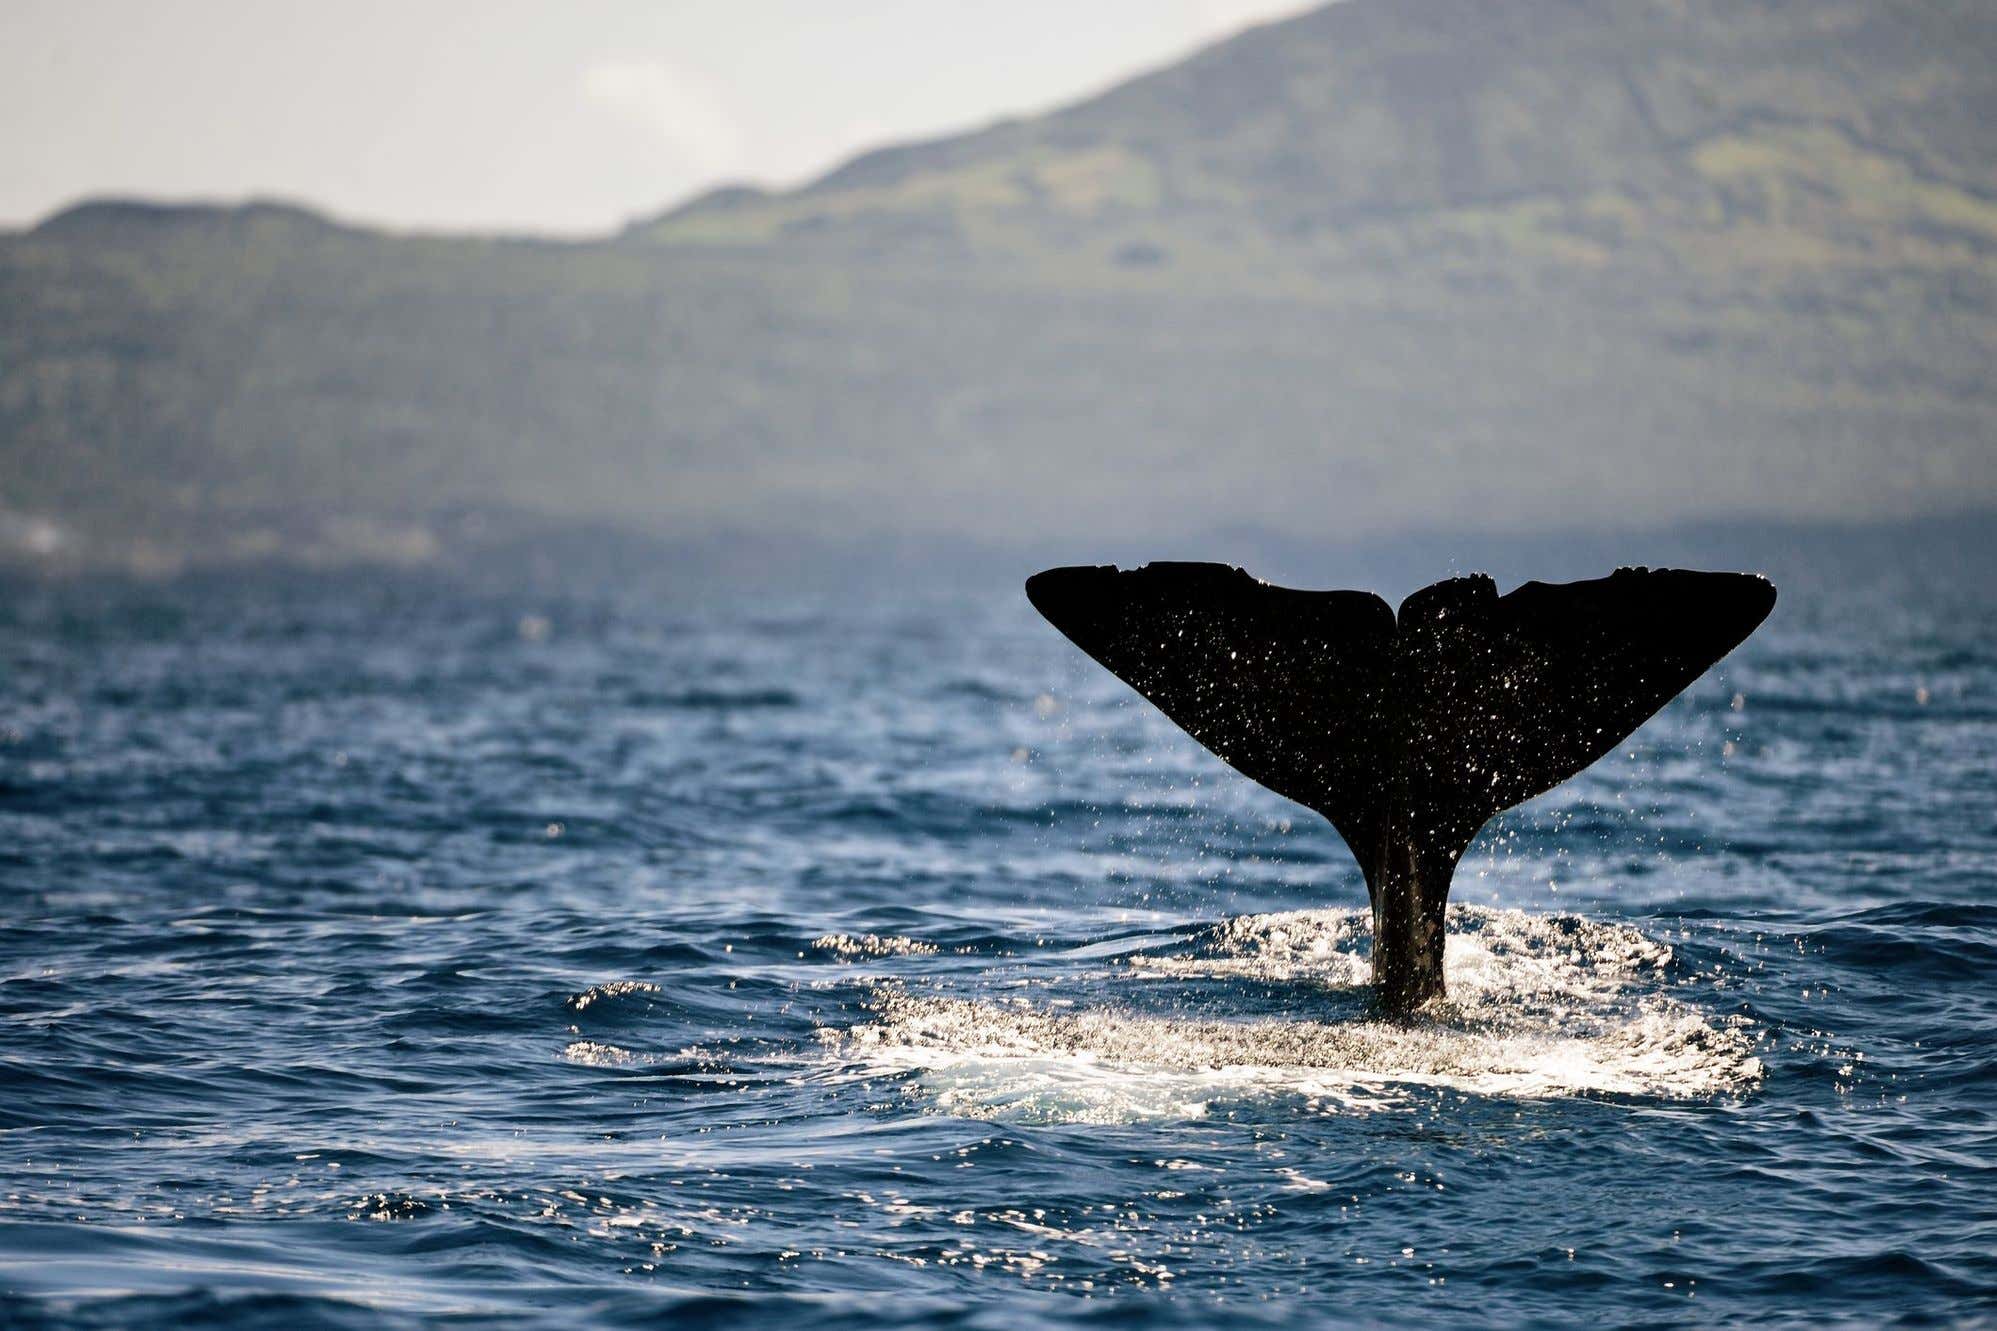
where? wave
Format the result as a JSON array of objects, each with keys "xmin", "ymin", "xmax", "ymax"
[
  {"xmin": 813, "ymin": 932, "xmax": 942, "ymax": 960},
  {"xmin": 622, "ymin": 686, "xmax": 801, "ymax": 710}
]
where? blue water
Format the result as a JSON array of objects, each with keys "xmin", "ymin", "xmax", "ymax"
[{"xmin": 2, "ymin": 575, "xmax": 1993, "ymax": 1328}]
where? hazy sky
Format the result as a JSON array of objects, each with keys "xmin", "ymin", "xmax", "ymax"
[{"xmin": 4, "ymin": 0, "xmax": 1310, "ymax": 236}]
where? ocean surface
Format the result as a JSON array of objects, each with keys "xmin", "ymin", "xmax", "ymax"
[{"xmin": 1, "ymin": 571, "xmax": 1993, "ymax": 1328}]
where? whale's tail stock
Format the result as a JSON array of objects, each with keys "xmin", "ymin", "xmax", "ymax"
[{"xmin": 1025, "ymin": 563, "xmax": 1777, "ymax": 1011}]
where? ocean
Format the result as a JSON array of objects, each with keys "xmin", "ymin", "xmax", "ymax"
[{"xmin": 1, "ymin": 569, "xmax": 1992, "ymax": 1327}]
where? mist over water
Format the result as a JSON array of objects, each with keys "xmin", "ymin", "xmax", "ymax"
[{"xmin": 2, "ymin": 574, "xmax": 1994, "ymax": 1327}]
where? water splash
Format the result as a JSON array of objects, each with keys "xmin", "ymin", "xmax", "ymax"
[{"xmin": 827, "ymin": 908, "xmax": 1762, "ymax": 1122}]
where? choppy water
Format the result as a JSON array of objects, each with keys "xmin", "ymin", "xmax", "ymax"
[{"xmin": 2, "ymin": 574, "xmax": 1993, "ymax": 1327}]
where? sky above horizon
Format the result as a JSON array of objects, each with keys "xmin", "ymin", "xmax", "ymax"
[{"xmin": 3, "ymin": 0, "xmax": 1311, "ymax": 236}]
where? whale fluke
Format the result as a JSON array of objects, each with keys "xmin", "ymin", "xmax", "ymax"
[{"xmin": 1025, "ymin": 563, "xmax": 1776, "ymax": 1011}]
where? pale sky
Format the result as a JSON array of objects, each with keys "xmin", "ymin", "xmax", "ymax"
[{"xmin": 2, "ymin": 0, "xmax": 1312, "ymax": 236}]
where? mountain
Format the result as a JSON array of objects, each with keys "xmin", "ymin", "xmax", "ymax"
[
  {"xmin": 2, "ymin": 0, "xmax": 1993, "ymax": 583},
  {"xmin": 637, "ymin": 0, "xmax": 1997, "ymax": 267}
]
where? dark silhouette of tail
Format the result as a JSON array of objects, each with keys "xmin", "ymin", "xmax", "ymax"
[{"xmin": 1025, "ymin": 563, "xmax": 1777, "ymax": 1011}]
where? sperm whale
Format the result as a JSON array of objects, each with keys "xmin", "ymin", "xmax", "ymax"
[{"xmin": 1025, "ymin": 564, "xmax": 1776, "ymax": 1012}]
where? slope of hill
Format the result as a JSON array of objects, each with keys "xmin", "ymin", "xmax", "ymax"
[
  {"xmin": 635, "ymin": 0, "xmax": 1997, "ymax": 276},
  {"xmin": 2, "ymin": 0, "xmax": 1993, "ymax": 581}
]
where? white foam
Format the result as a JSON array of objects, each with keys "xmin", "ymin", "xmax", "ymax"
[{"xmin": 823, "ymin": 908, "xmax": 1762, "ymax": 1123}]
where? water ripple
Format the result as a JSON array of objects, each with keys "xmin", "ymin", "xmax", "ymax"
[{"xmin": 0, "ymin": 580, "xmax": 1992, "ymax": 1326}]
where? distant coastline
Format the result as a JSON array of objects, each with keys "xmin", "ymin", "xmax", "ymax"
[
  {"xmin": 3, "ymin": 506, "xmax": 1990, "ymax": 604},
  {"xmin": 5, "ymin": 0, "xmax": 1992, "ymax": 598}
]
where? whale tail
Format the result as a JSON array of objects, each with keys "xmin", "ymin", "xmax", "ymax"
[{"xmin": 1026, "ymin": 563, "xmax": 1777, "ymax": 1010}]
